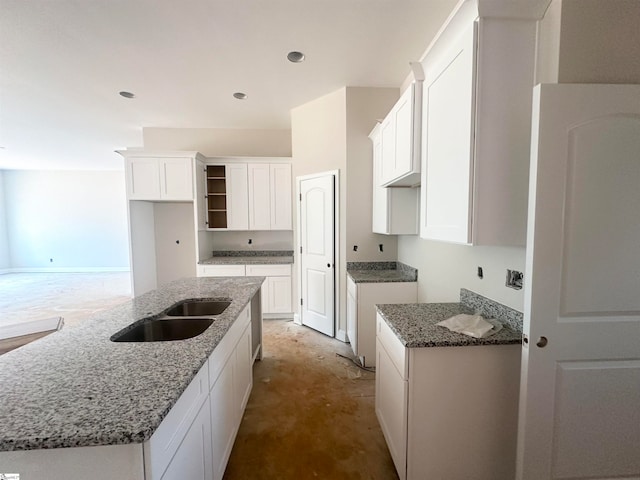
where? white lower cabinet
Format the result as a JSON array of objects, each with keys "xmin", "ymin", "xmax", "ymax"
[
  {"xmin": 346, "ymin": 276, "xmax": 417, "ymax": 367},
  {"xmin": 246, "ymin": 264, "xmax": 292, "ymax": 315},
  {"xmin": 199, "ymin": 263, "xmax": 292, "ymax": 315},
  {"xmin": 376, "ymin": 313, "xmax": 521, "ymax": 480},
  {"xmin": 145, "ymin": 304, "xmax": 253, "ymax": 480},
  {"xmin": 161, "ymin": 401, "xmax": 213, "ymax": 480}
]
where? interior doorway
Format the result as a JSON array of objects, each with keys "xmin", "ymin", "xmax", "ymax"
[{"xmin": 297, "ymin": 171, "xmax": 338, "ymax": 337}]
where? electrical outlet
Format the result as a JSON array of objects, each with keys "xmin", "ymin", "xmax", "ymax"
[
  {"xmin": 506, "ymin": 269, "xmax": 523, "ymax": 290},
  {"xmin": 477, "ymin": 266, "xmax": 483, "ymax": 279}
]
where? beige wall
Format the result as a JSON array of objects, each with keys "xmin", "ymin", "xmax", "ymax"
[
  {"xmin": 345, "ymin": 87, "xmax": 400, "ymax": 263},
  {"xmin": 558, "ymin": 0, "xmax": 640, "ymax": 84},
  {"xmin": 143, "ymin": 128, "xmax": 292, "ymax": 157},
  {"xmin": 291, "ymin": 87, "xmax": 403, "ymax": 338},
  {"xmin": 291, "ymin": 88, "xmax": 347, "ymax": 335}
]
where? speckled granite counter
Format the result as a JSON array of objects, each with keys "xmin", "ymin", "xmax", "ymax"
[
  {"xmin": 0, "ymin": 276, "xmax": 263, "ymax": 452},
  {"xmin": 376, "ymin": 289, "xmax": 522, "ymax": 348},
  {"xmin": 347, "ymin": 261, "xmax": 417, "ymax": 283},
  {"xmin": 200, "ymin": 250, "xmax": 293, "ymax": 265}
]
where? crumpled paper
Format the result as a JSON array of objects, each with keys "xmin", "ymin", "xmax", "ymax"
[{"xmin": 436, "ymin": 314, "xmax": 503, "ymax": 339}]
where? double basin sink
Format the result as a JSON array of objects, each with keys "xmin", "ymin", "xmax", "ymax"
[{"xmin": 111, "ymin": 300, "xmax": 231, "ymax": 342}]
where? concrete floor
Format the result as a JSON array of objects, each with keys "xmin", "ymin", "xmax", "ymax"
[{"xmin": 225, "ymin": 319, "xmax": 398, "ymax": 480}]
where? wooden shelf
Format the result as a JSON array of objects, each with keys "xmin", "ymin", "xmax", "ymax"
[{"xmin": 205, "ymin": 165, "xmax": 228, "ymax": 228}]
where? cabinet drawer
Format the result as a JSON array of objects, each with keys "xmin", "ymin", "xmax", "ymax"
[
  {"xmin": 208, "ymin": 304, "xmax": 251, "ymax": 386},
  {"xmin": 198, "ymin": 264, "xmax": 246, "ymax": 277},
  {"xmin": 246, "ymin": 264, "xmax": 291, "ymax": 277},
  {"xmin": 145, "ymin": 363, "xmax": 209, "ymax": 479},
  {"xmin": 377, "ymin": 313, "xmax": 408, "ymax": 380}
]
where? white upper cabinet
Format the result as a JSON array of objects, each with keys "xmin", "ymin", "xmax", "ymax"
[
  {"xmin": 248, "ymin": 163, "xmax": 292, "ymax": 231},
  {"xmin": 420, "ymin": 1, "xmax": 537, "ymax": 246},
  {"xmin": 225, "ymin": 164, "xmax": 249, "ymax": 230},
  {"xmin": 204, "ymin": 161, "xmax": 291, "ymax": 231},
  {"xmin": 269, "ymin": 163, "xmax": 293, "ymax": 230},
  {"xmin": 370, "ymin": 123, "xmax": 419, "ymax": 235},
  {"xmin": 379, "ymin": 82, "xmax": 423, "ymax": 187},
  {"xmin": 124, "ymin": 155, "xmax": 195, "ymax": 201}
]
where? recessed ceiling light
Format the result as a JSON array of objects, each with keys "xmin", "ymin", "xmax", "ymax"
[
  {"xmin": 233, "ymin": 92, "xmax": 248, "ymax": 100},
  {"xmin": 287, "ymin": 51, "xmax": 305, "ymax": 63},
  {"xmin": 119, "ymin": 91, "xmax": 135, "ymax": 99}
]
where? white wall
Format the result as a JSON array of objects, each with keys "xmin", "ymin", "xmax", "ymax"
[
  {"xmin": 143, "ymin": 128, "xmax": 292, "ymax": 157},
  {"xmin": 0, "ymin": 171, "xmax": 10, "ymax": 270},
  {"xmin": 4, "ymin": 170, "xmax": 129, "ymax": 270},
  {"xmin": 209, "ymin": 231, "xmax": 293, "ymax": 252},
  {"xmin": 153, "ymin": 202, "xmax": 196, "ymax": 287}
]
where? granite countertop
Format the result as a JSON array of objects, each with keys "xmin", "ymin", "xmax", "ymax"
[
  {"xmin": 376, "ymin": 290, "xmax": 523, "ymax": 348},
  {"xmin": 0, "ymin": 276, "xmax": 263, "ymax": 452},
  {"xmin": 200, "ymin": 250, "xmax": 294, "ymax": 265},
  {"xmin": 347, "ymin": 261, "xmax": 417, "ymax": 283}
]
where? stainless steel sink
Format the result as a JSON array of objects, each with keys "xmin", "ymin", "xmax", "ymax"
[
  {"xmin": 165, "ymin": 300, "xmax": 231, "ymax": 317},
  {"xmin": 111, "ymin": 317, "xmax": 214, "ymax": 342}
]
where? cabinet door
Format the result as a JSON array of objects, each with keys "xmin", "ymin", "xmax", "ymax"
[
  {"xmin": 371, "ymin": 128, "xmax": 390, "ymax": 234},
  {"xmin": 126, "ymin": 158, "xmax": 161, "ymax": 200},
  {"xmin": 160, "ymin": 158, "xmax": 193, "ymax": 200},
  {"xmin": 393, "ymin": 88, "xmax": 413, "ymax": 180},
  {"xmin": 160, "ymin": 401, "xmax": 213, "ymax": 480},
  {"xmin": 247, "ymin": 164, "xmax": 271, "ymax": 230},
  {"xmin": 234, "ymin": 323, "xmax": 253, "ymax": 415},
  {"xmin": 210, "ymin": 355, "xmax": 236, "ymax": 480},
  {"xmin": 270, "ymin": 163, "xmax": 292, "ymax": 230},
  {"xmin": 226, "ymin": 163, "xmax": 249, "ymax": 230},
  {"xmin": 380, "ymin": 117, "xmax": 396, "ymax": 186},
  {"xmin": 376, "ymin": 339, "xmax": 408, "ymax": 480},
  {"xmin": 267, "ymin": 275, "xmax": 292, "ymax": 314},
  {"xmin": 422, "ymin": 22, "xmax": 477, "ymax": 244},
  {"xmin": 346, "ymin": 285, "xmax": 358, "ymax": 356}
]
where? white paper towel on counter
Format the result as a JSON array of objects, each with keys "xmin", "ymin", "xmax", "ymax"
[{"xmin": 436, "ymin": 314, "xmax": 503, "ymax": 339}]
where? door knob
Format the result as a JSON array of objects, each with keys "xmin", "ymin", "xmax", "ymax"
[{"xmin": 536, "ymin": 336, "xmax": 548, "ymax": 348}]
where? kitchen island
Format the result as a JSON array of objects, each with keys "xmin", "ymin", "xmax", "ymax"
[{"xmin": 0, "ymin": 276, "xmax": 263, "ymax": 480}]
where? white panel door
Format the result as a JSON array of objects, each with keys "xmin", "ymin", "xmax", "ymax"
[
  {"xmin": 300, "ymin": 174, "xmax": 335, "ymax": 337},
  {"xmin": 226, "ymin": 163, "xmax": 249, "ymax": 230},
  {"xmin": 160, "ymin": 158, "xmax": 193, "ymax": 200},
  {"xmin": 517, "ymin": 84, "xmax": 640, "ymax": 480},
  {"xmin": 270, "ymin": 163, "xmax": 292, "ymax": 230},
  {"xmin": 248, "ymin": 163, "xmax": 271, "ymax": 230}
]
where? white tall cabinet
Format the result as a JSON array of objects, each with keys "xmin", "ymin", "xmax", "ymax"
[
  {"xmin": 119, "ymin": 150, "xmax": 203, "ymax": 296},
  {"xmin": 248, "ymin": 163, "xmax": 292, "ymax": 231},
  {"xmin": 420, "ymin": 1, "xmax": 537, "ymax": 246}
]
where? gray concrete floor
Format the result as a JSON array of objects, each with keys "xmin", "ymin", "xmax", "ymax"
[{"xmin": 225, "ymin": 319, "xmax": 398, "ymax": 480}]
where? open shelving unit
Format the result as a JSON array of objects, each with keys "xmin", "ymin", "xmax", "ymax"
[{"xmin": 206, "ymin": 165, "xmax": 227, "ymax": 229}]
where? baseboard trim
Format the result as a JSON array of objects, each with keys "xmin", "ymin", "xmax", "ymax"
[
  {"xmin": 0, "ymin": 317, "xmax": 64, "ymax": 340},
  {"xmin": 336, "ymin": 328, "xmax": 348, "ymax": 343},
  {"xmin": 4, "ymin": 267, "xmax": 130, "ymax": 273},
  {"xmin": 292, "ymin": 313, "xmax": 301, "ymax": 325},
  {"xmin": 263, "ymin": 313, "xmax": 294, "ymax": 320}
]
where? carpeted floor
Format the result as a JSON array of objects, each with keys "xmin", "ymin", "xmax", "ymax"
[{"xmin": 224, "ymin": 319, "xmax": 398, "ymax": 480}]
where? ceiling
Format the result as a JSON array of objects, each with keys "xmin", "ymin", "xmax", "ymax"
[{"xmin": 0, "ymin": 0, "xmax": 458, "ymax": 170}]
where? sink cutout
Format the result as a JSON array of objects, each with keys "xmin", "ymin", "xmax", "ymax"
[
  {"xmin": 165, "ymin": 300, "xmax": 231, "ymax": 317},
  {"xmin": 111, "ymin": 317, "xmax": 214, "ymax": 342}
]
